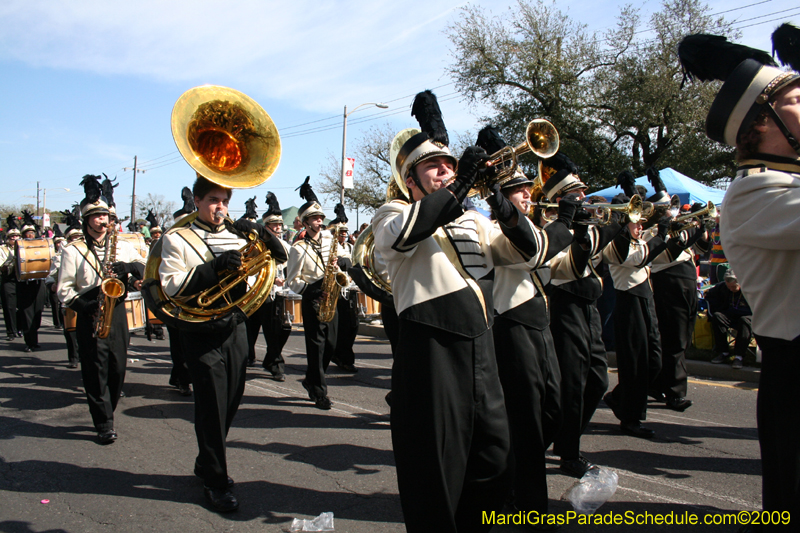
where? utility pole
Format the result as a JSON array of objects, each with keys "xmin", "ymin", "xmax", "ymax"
[
  {"xmin": 131, "ymin": 156, "xmax": 138, "ymax": 227},
  {"xmin": 36, "ymin": 181, "xmax": 41, "ymax": 229}
]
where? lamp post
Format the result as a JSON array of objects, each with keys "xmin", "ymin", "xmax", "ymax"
[{"xmin": 340, "ymin": 102, "xmax": 388, "ymax": 204}]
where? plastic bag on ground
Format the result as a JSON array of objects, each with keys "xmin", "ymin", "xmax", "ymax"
[
  {"xmin": 562, "ymin": 467, "xmax": 618, "ymax": 514},
  {"xmin": 289, "ymin": 511, "xmax": 334, "ymax": 532}
]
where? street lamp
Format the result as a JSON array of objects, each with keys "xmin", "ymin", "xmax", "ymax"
[{"xmin": 340, "ymin": 102, "xmax": 389, "ymax": 204}]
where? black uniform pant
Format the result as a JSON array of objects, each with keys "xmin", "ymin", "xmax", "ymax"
[
  {"xmin": 606, "ymin": 290, "xmax": 661, "ymax": 423},
  {"xmin": 755, "ymin": 335, "xmax": 800, "ymax": 517},
  {"xmin": 301, "ymin": 283, "xmax": 338, "ymax": 400},
  {"xmin": 61, "ymin": 306, "xmax": 79, "ymax": 365},
  {"xmin": 652, "ymin": 272, "xmax": 696, "ymax": 400},
  {"xmin": 17, "ymin": 280, "xmax": 46, "ymax": 348},
  {"xmin": 261, "ymin": 295, "xmax": 291, "ymax": 375},
  {"xmin": 181, "ymin": 321, "xmax": 247, "ymax": 489},
  {"xmin": 710, "ymin": 312, "xmax": 753, "ymax": 357},
  {"xmin": 1, "ymin": 277, "xmax": 19, "ymax": 335},
  {"xmin": 76, "ymin": 300, "xmax": 129, "ymax": 432},
  {"xmin": 391, "ymin": 319, "xmax": 511, "ymax": 533},
  {"xmin": 494, "ymin": 314, "xmax": 561, "ymax": 514},
  {"xmin": 48, "ymin": 288, "xmax": 62, "ymax": 328},
  {"xmin": 550, "ymin": 290, "xmax": 609, "ymax": 460},
  {"xmin": 167, "ymin": 325, "xmax": 190, "ymax": 388},
  {"xmin": 334, "ymin": 291, "xmax": 359, "ymax": 366}
]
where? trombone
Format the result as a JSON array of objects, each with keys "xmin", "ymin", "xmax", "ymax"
[{"xmin": 534, "ymin": 194, "xmax": 644, "ymax": 226}]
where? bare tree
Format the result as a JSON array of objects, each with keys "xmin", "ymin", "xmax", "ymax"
[{"xmin": 136, "ymin": 193, "xmax": 175, "ymax": 228}]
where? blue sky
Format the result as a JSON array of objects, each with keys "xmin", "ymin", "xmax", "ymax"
[{"xmin": 1, "ymin": 0, "xmax": 797, "ymax": 227}]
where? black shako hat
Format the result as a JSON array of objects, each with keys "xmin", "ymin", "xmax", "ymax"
[
  {"xmin": 78, "ymin": 174, "xmax": 110, "ymax": 217},
  {"xmin": 262, "ymin": 192, "xmax": 283, "ymax": 225},
  {"xmin": 678, "ymin": 33, "xmax": 800, "ymax": 148},
  {"xmin": 296, "ymin": 176, "xmax": 324, "ymax": 221},
  {"xmin": 540, "ymin": 153, "xmax": 586, "ymax": 201},
  {"xmin": 394, "ymin": 90, "xmax": 458, "ymax": 197}
]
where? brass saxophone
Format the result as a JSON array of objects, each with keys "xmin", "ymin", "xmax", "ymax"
[
  {"xmin": 317, "ymin": 224, "xmax": 349, "ymax": 323},
  {"xmin": 95, "ymin": 223, "xmax": 125, "ymax": 339}
]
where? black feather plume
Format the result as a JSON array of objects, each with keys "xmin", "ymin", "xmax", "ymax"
[
  {"xmin": 296, "ymin": 176, "xmax": 319, "ymax": 204},
  {"xmin": 60, "ymin": 209, "xmax": 79, "ymax": 229},
  {"xmin": 616, "ymin": 170, "xmax": 637, "ymax": 198},
  {"xmin": 79, "ymin": 174, "xmax": 103, "ymax": 204},
  {"xmin": 71, "ymin": 203, "xmax": 81, "ymax": 221},
  {"xmin": 53, "ymin": 224, "xmax": 63, "ymax": 238},
  {"xmin": 100, "ymin": 174, "xmax": 118, "ymax": 207},
  {"xmin": 678, "ymin": 34, "xmax": 776, "ymax": 83},
  {"xmin": 411, "ymin": 90, "xmax": 449, "ymax": 146},
  {"xmin": 182, "ymin": 187, "xmax": 195, "ymax": 212},
  {"xmin": 5, "ymin": 214, "xmax": 17, "ymax": 231},
  {"xmin": 772, "ymin": 23, "xmax": 800, "ymax": 71},
  {"xmin": 646, "ymin": 167, "xmax": 667, "ymax": 193},
  {"xmin": 127, "ymin": 221, "xmax": 137, "ymax": 232},
  {"xmin": 21, "ymin": 210, "xmax": 35, "ymax": 227},
  {"xmin": 146, "ymin": 210, "xmax": 158, "ymax": 229},
  {"xmin": 243, "ymin": 196, "xmax": 258, "ymax": 219},
  {"xmin": 476, "ymin": 126, "xmax": 506, "ymax": 155},
  {"xmin": 264, "ymin": 192, "xmax": 281, "ymax": 217},
  {"xmin": 333, "ymin": 203, "xmax": 348, "ymax": 224}
]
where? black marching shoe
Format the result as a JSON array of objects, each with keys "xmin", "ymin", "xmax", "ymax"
[
  {"xmin": 315, "ymin": 396, "xmax": 332, "ymax": 410},
  {"xmin": 338, "ymin": 363, "xmax": 358, "ymax": 373},
  {"xmin": 97, "ymin": 429, "xmax": 117, "ymax": 444},
  {"xmin": 272, "ymin": 372, "xmax": 286, "ymax": 382},
  {"xmin": 648, "ymin": 389, "xmax": 666, "ymax": 402},
  {"xmin": 178, "ymin": 384, "xmax": 192, "ymax": 396},
  {"xmin": 5, "ymin": 334, "xmax": 14, "ymax": 341},
  {"xmin": 620, "ymin": 421, "xmax": 655, "ymax": 439},
  {"xmin": 666, "ymin": 397, "xmax": 692, "ymax": 412},
  {"xmin": 23, "ymin": 346, "xmax": 33, "ymax": 353},
  {"xmin": 560, "ymin": 456, "xmax": 598, "ymax": 478},
  {"xmin": 67, "ymin": 361, "xmax": 79, "ymax": 369},
  {"xmin": 193, "ymin": 463, "xmax": 234, "ymax": 488},
  {"xmin": 204, "ymin": 486, "xmax": 238, "ymax": 513}
]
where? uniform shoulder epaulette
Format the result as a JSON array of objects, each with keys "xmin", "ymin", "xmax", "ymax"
[{"xmin": 742, "ymin": 166, "xmax": 767, "ymax": 176}]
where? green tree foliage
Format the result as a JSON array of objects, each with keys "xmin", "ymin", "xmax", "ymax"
[{"xmin": 446, "ymin": 0, "xmax": 737, "ymax": 189}]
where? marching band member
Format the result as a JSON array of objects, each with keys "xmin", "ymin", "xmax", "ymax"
[
  {"xmin": 158, "ymin": 175, "xmax": 287, "ymax": 511},
  {"xmin": 50, "ymin": 211, "xmax": 84, "ymax": 368},
  {"xmin": 545, "ymin": 163, "xmax": 625, "ymax": 477},
  {"xmin": 679, "ymin": 27, "xmax": 800, "ymax": 517},
  {"xmin": 330, "ymin": 204, "xmax": 359, "ymax": 373},
  {"xmin": 647, "ymin": 168, "xmax": 710, "ymax": 412},
  {"xmin": 259, "ymin": 192, "xmax": 292, "ymax": 382},
  {"xmin": 372, "ymin": 91, "xmax": 566, "ymax": 532},
  {"xmin": 48, "ymin": 226, "xmax": 65, "ymax": 330},
  {"xmin": 0, "ymin": 217, "xmax": 21, "ymax": 340},
  {"xmin": 475, "ymin": 128, "xmax": 576, "ymax": 514},
  {"xmin": 165, "ymin": 188, "xmax": 195, "ymax": 395},
  {"xmin": 239, "ymin": 195, "xmax": 263, "ymax": 367},
  {"xmin": 58, "ymin": 175, "xmax": 145, "ymax": 444},
  {"xmin": 16, "ymin": 211, "xmax": 47, "ymax": 352},
  {"xmin": 286, "ymin": 178, "xmax": 349, "ymax": 410},
  {"xmin": 601, "ymin": 195, "xmax": 669, "ymax": 439}
]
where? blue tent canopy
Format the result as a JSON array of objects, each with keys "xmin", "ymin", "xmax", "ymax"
[{"xmin": 590, "ymin": 168, "xmax": 726, "ymax": 207}]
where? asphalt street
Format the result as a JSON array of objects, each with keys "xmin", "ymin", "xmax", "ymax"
[{"xmin": 0, "ymin": 309, "xmax": 763, "ymax": 532}]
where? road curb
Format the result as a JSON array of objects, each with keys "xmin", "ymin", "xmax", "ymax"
[{"xmin": 358, "ymin": 323, "xmax": 760, "ymax": 385}]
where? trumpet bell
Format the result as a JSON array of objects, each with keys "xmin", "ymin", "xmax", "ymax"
[
  {"xmin": 171, "ymin": 85, "xmax": 281, "ymax": 189},
  {"xmin": 525, "ymin": 119, "xmax": 560, "ymax": 159}
]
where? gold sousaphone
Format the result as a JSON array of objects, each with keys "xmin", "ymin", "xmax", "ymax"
[{"xmin": 143, "ymin": 85, "xmax": 280, "ymax": 329}]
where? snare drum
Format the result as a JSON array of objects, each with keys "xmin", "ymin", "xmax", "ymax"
[
  {"xmin": 117, "ymin": 232, "xmax": 148, "ymax": 259},
  {"xmin": 15, "ymin": 238, "xmax": 55, "ymax": 281},
  {"xmin": 125, "ymin": 291, "xmax": 147, "ymax": 332},
  {"xmin": 64, "ymin": 308, "xmax": 77, "ymax": 332}
]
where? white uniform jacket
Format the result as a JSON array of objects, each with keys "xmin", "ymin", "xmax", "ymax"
[
  {"xmin": 602, "ymin": 231, "xmax": 661, "ymax": 295},
  {"xmin": 721, "ymin": 159, "xmax": 800, "ymax": 341},
  {"xmin": 286, "ymin": 232, "xmax": 348, "ymax": 296},
  {"xmin": 269, "ymin": 238, "xmax": 292, "ymax": 300},
  {"xmin": 158, "ymin": 219, "xmax": 246, "ymax": 300},
  {"xmin": 58, "ymin": 237, "xmax": 144, "ymax": 307},
  {"xmin": 373, "ymin": 189, "xmax": 544, "ymax": 337}
]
